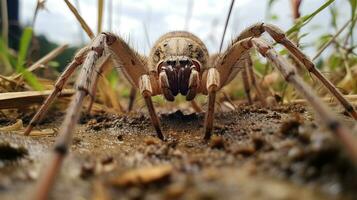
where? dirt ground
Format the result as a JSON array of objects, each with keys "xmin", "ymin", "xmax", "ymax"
[{"xmin": 0, "ymin": 103, "xmax": 356, "ymax": 200}]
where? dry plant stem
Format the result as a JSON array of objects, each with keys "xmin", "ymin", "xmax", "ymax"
[
  {"xmin": 0, "ymin": 89, "xmax": 74, "ymax": 109},
  {"xmin": 242, "ymin": 61, "xmax": 253, "ymax": 104},
  {"xmin": 1, "ymin": 0, "xmax": 8, "ymax": 47},
  {"xmin": 293, "ymin": 95, "xmax": 357, "ymax": 105},
  {"xmin": 24, "ymin": 48, "xmax": 87, "ymax": 136},
  {"xmin": 32, "ymin": 153, "xmax": 64, "ymax": 200},
  {"xmin": 33, "ymin": 91, "xmax": 86, "ymax": 200},
  {"xmin": 313, "ymin": 17, "xmax": 355, "ymax": 61},
  {"xmin": 64, "ymin": 0, "xmax": 95, "ymax": 39},
  {"xmin": 237, "ymin": 23, "xmax": 357, "ymax": 120},
  {"xmin": 246, "ymin": 54, "xmax": 266, "ymax": 105},
  {"xmin": 97, "ymin": 0, "xmax": 104, "ymax": 34},
  {"xmin": 33, "ymin": 35, "xmax": 105, "ymax": 199},
  {"xmin": 128, "ymin": 87, "xmax": 136, "ymax": 112},
  {"xmin": 219, "ymin": 0, "xmax": 235, "ymax": 53},
  {"xmin": 12, "ymin": 44, "xmax": 69, "ymax": 80},
  {"xmin": 251, "ymin": 38, "xmax": 357, "ymax": 164}
]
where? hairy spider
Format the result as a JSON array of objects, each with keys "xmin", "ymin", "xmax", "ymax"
[{"xmin": 25, "ymin": 23, "xmax": 357, "ymax": 199}]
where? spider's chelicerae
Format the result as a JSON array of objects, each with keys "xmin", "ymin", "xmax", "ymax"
[{"xmin": 25, "ymin": 23, "xmax": 357, "ymax": 199}]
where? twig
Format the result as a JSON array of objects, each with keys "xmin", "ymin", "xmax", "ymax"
[
  {"xmin": 97, "ymin": 0, "xmax": 104, "ymax": 34},
  {"xmin": 64, "ymin": 0, "xmax": 95, "ymax": 39},
  {"xmin": 219, "ymin": 0, "xmax": 235, "ymax": 53},
  {"xmin": 0, "ymin": 89, "xmax": 74, "ymax": 109},
  {"xmin": 1, "ymin": 0, "xmax": 8, "ymax": 47},
  {"xmin": 313, "ymin": 17, "xmax": 355, "ymax": 61},
  {"xmin": 11, "ymin": 44, "xmax": 69, "ymax": 80}
]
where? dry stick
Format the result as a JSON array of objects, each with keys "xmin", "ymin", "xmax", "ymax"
[
  {"xmin": 65, "ymin": 0, "xmax": 125, "ymax": 112},
  {"xmin": 1, "ymin": 0, "xmax": 8, "ymax": 47},
  {"xmin": 12, "ymin": 44, "xmax": 68, "ymax": 80},
  {"xmin": 74, "ymin": 0, "xmax": 85, "ymax": 45},
  {"xmin": 252, "ymin": 38, "xmax": 357, "ymax": 164},
  {"xmin": 64, "ymin": 0, "xmax": 95, "ymax": 39},
  {"xmin": 32, "ymin": 0, "xmax": 46, "ymax": 28},
  {"xmin": 292, "ymin": 95, "xmax": 357, "ymax": 105},
  {"xmin": 219, "ymin": 0, "xmax": 235, "ymax": 53},
  {"xmin": 24, "ymin": 47, "xmax": 88, "ymax": 136},
  {"xmin": 261, "ymin": 24, "xmax": 357, "ymax": 120},
  {"xmin": 97, "ymin": 0, "xmax": 104, "ymax": 34},
  {"xmin": 246, "ymin": 54, "xmax": 266, "ymax": 105},
  {"xmin": 32, "ymin": 91, "xmax": 86, "ymax": 200},
  {"xmin": 32, "ymin": 35, "xmax": 106, "ymax": 199},
  {"xmin": 313, "ymin": 17, "xmax": 355, "ymax": 61},
  {"xmin": 0, "ymin": 89, "xmax": 74, "ymax": 109}
]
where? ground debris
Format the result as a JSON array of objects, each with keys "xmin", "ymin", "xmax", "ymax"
[
  {"xmin": 0, "ymin": 142, "xmax": 28, "ymax": 161},
  {"xmin": 110, "ymin": 164, "xmax": 173, "ymax": 187}
]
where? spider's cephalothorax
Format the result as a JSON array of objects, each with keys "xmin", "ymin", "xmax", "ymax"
[{"xmin": 149, "ymin": 31, "xmax": 209, "ymax": 101}]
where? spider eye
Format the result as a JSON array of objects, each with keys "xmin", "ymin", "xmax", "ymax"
[{"xmin": 179, "ymin": 60, "xmax": 189, "ymax": 66}]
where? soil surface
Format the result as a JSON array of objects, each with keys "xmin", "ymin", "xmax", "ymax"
[{"xmin": 0, "ymin": 104, "xmax": 356, "ymax": 200}]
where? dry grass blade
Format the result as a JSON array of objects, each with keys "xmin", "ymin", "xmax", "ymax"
[
  {"xmin": 11, "ymin": 44, "xmax": 68, "ymax": 80},
  {"xmin": 32, "ymin": 0, "xmax": 47, "ymax": 27},
  {"xmin": 97, "ymin": 0, "xmax": 104, "ymax": 34},
  {"xmin": 313, "ymin": 16, "xmax": 357, "ymax": 61},
  {"xmin": 0, "ymin": 89, "xmax": 74, "ymax": 109},
  {"xmin": 292, "ymin": 95, "xmax": 357, "ymax": 105},
  {"xmin": 64, "ymin": 0, "xmax": 95, "ymax": 39},
  {"xmin": 1, "ymin": 0, "xmax": 8, "ymax": 47},
  {"xmin": 219, "ymin": 0, "xmax": 235, "ymax": 53}
]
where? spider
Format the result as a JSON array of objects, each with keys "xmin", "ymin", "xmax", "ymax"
[{"xmin": 23, "ymin": 23, "xmax": 357, "ymax": 199}]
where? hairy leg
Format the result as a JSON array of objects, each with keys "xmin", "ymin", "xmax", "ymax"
[
  {"xmin": 236, "ymin": 23, "xmax": 357, "ymax": 120},
  {"xmin": 24, "ymin": 47, "xmax": 89, "ymax": 136}
]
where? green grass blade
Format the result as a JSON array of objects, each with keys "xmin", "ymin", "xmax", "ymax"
[
  {"xmin": 286, "ymin": 0, "xmax": 336, "ymax": 36},
  {"xmin": 0, "ymin": 37, "xmax": 13, "ymax": 73},
  {"xmin": 16, "ymin": 27, "xmax": 44, "ymax": 91}
]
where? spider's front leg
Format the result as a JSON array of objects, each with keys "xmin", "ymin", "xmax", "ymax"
[
  {"xmin": 106, "ymin": 33, "xmax": 164, "ymax": 140},
  {"xmin": 202, "ymin": 40, "xmax": 252, "ymax": 139},
  {"xmin": 236, "ymin": 23, "xmax": 357, "ymax": 120}
]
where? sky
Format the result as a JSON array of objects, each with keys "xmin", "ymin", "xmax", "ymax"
[{"xmin": 19, "ymin": 0, "xmax": 353, "ymax": 55}]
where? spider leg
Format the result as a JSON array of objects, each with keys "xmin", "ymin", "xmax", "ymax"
[
  {"xmin": 242, "ymin": 58, "xmax": 252, "ymax": 105},
  {"xmin": 203, "ymin": 68, "xmax": 220, "ymax": 140},
  {"xmin": 127, "ymin": 87, "xmax": 136, "ymax": 112},
  {"xmin": 236, "ymin": 23, "xmax": 357, "ymax": 120},
  {"xmin": 87, "ymin": 55, "xmax": 111, "ymax": 113},
  {"xmin": 251, "ymin": 37, "xmax": 357, "ymax": 164},
  {"xmin": 139, "ymin": 74, "xmax": 164, "ymax": 140},
  {"xmin": 24, "ymin": 47, "xmax": 89, "ymax": 136},
  {"xmin": 105, "ymin": 33, "xmax": 163, "ymax": 139},
  {"xmin": 204, "ymin": 37, "xmax": 357, "ymax": 163}
]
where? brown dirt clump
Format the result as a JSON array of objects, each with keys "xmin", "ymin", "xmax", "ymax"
[{"xmin": 0, "ymin": 103, "xmax": 356, "ymax": 200}]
